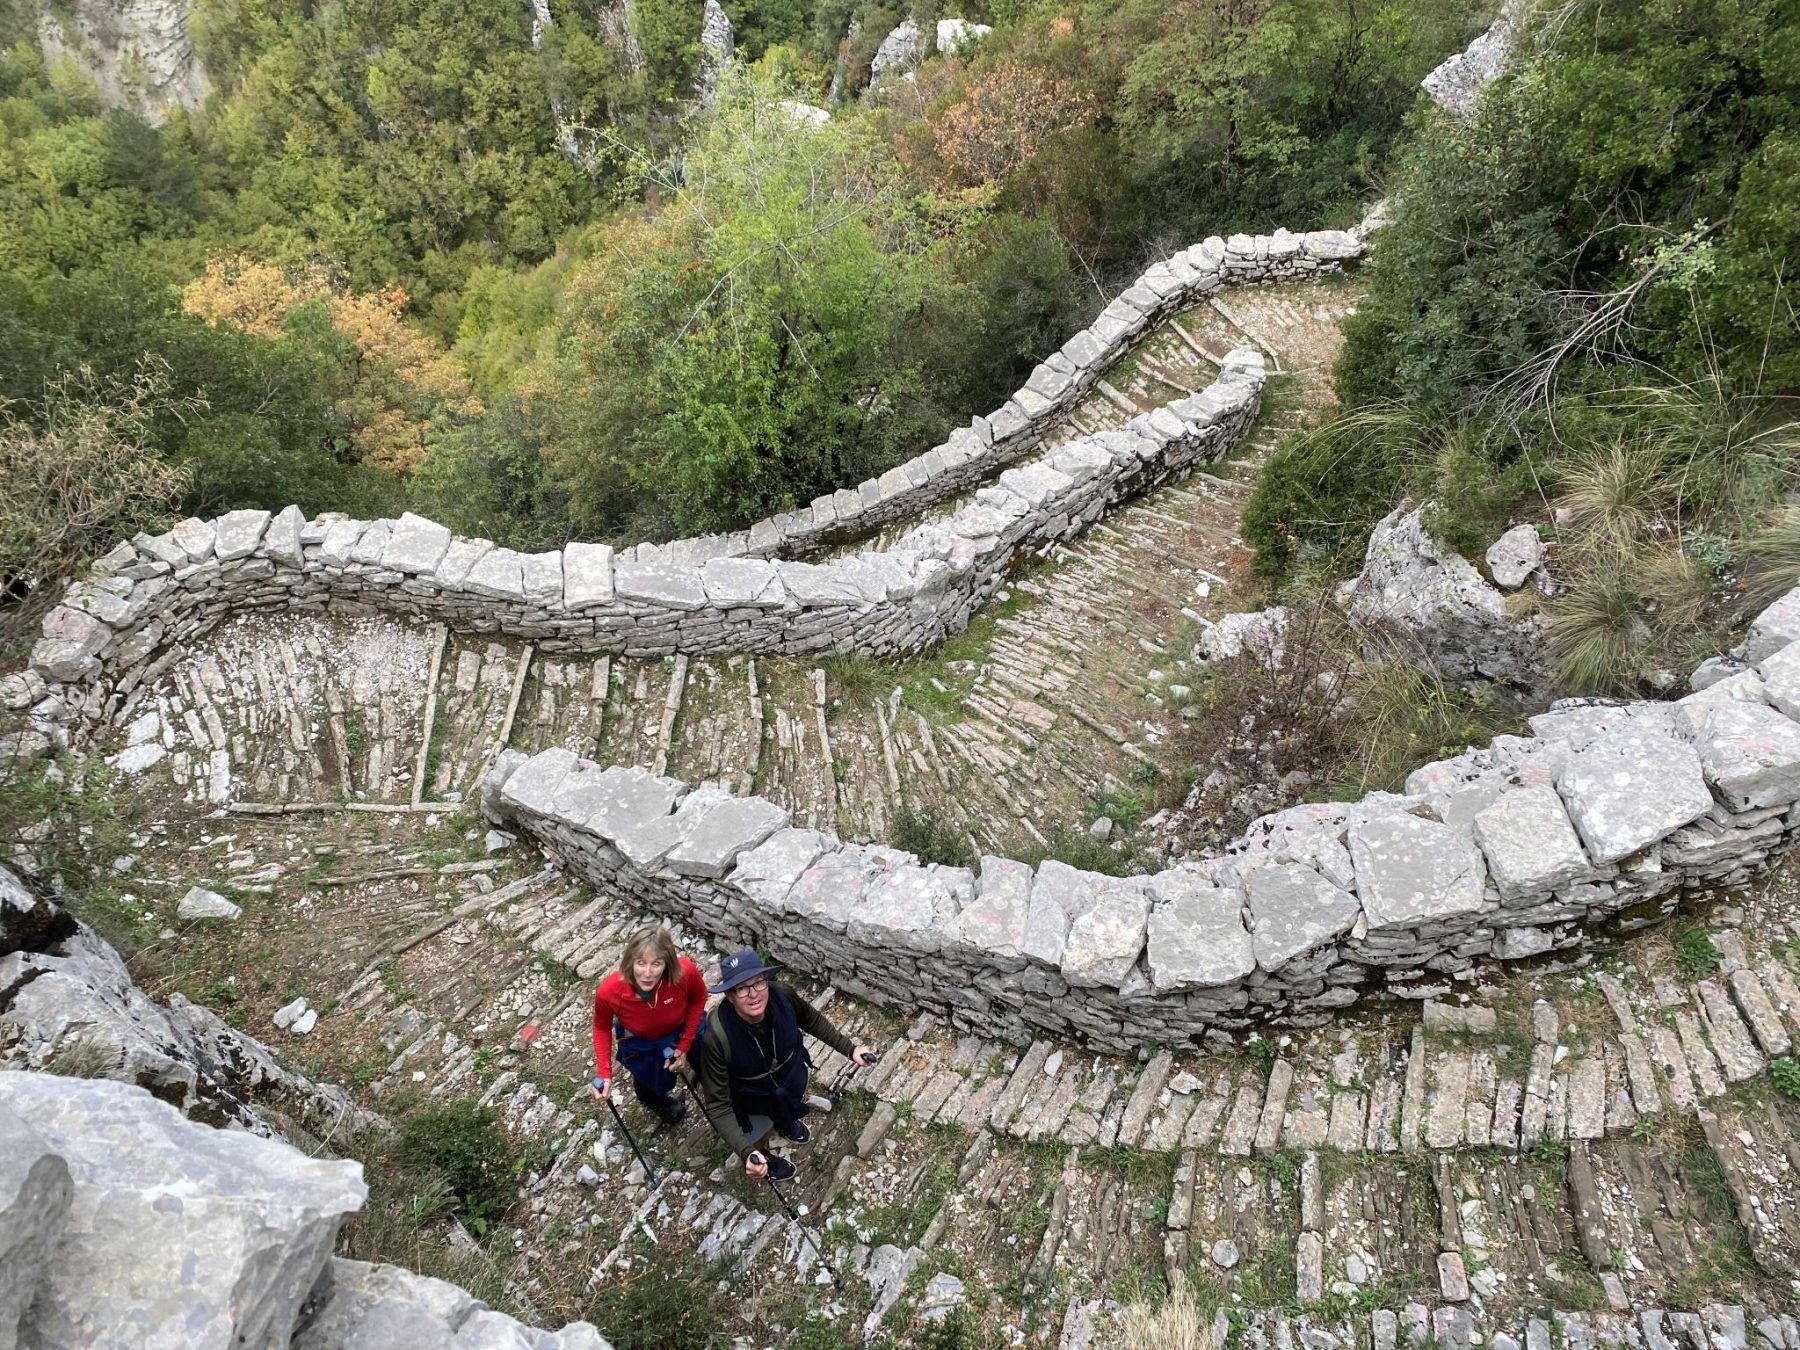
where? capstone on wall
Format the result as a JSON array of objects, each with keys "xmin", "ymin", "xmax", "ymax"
[{"xmin": 482, "ymin": 589, "xmax": 1800, "ymax": 1054}]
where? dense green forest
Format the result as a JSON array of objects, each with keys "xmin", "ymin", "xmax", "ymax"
[
  {"xmin": 1243, "ymin": 0, "xmax": 1800, "ymax": 693},
  {"xmin": 0, "ymin": 0, "xmax": 1481, "ymax": 579}
]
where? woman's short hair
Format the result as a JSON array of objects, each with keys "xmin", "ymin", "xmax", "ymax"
[{"xmin": 619, "ymin": 926, "xmax": 681, "ymax": 983}]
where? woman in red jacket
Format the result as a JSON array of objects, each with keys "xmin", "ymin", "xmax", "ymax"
[{"xmin": 588, "ymin": 926, "xmax": 707, "ymax": 1124}]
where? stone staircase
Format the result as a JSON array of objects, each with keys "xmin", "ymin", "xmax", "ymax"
[
  {"xmin": 111, "ymin": 277, "xmax": 1355, "ymax": 867},
  {"xmin": 55, "ymin": 261, "xmax": 1800, "ymax": 1342}
]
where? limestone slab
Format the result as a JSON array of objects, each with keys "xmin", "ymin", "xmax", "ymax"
[
  {"xmin": 379, "ymin": 513, "xmax": 452, "ymax": 575},
  {"xmin": 212, "ymin": 509, "xmax": 271, "ymax": 562},
  {"xmin": 1347, "ymin": 814, "xmax": 1487, "ymax": 929},
  {"xmin": 1243, "ymin": 863, "xmax": 1359, "ymax": 970},
  {"xmin": 1555, "ymin": 729, "xmax": 1712, "ymax": 864},
  {"xmin": 1692, "ymin": 699, "xmax": 1800, "ymax": 810},
  {"xmin": 1060, "ymin": 878, "xmax": 1150, "ymax": 986},
  {"xmin": 663, "ymin": 796, "xmax": 791, "ymax": 879},
  {"xmin": 559, "ymin": 542, "xmax": 614, "ymax": 609},
  {"xmin": 949, "ymin": 857, "xmax": 1032, "ymax": 959},
  {"xmin": 1143, "ymin": 870, "xmax": 1254, "ymax": 989},
  {"xmin": 1472, "ymin": 784, "xmax": 1592, "ymax": 900}
]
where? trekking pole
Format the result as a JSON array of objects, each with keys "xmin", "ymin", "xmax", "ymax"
[
  {"xmin": 677, "ymin": 1072, "xmax": 846, "ymax": 1291},
  {"xmin": 823, "ymin": 1043, "xmax": 880, "ymax": 1104},
  {"xmin": 763, "ymin": 1171, "xmax": 845, "ymax": 1290},
  {"xmin": 603, "ymin": 1095, "xmax": 660, "ymax": 1190}
]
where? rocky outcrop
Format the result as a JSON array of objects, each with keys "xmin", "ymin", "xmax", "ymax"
[
  {"xmin": 36, "ymin": 0, "xmax": 212, "ymax": 124},
  {"xmin": 0, "ymin": 865, "xmax": 382, "ymax": 1146},
  {"xmin": 870, "ymin": 16, "xmax": 991, "ymax": 79},
  {"xmin": 1421, "ymin": 0, "xmax": 1526, "ymax": 118},
  {"xmin": 479, "ymin": 585, "xmax": 1800, "ymax": 1053},
  {"xmin": 0, "ymin": 1074, "xmax": 612, "ymax": 1349},
  {"xmin": 1340, "ymin": 503, "xmax": 1553, "ymax": 696},
  {"xmin": 697, "ymin": 0, "xmax": 734, "ymax": 107}
]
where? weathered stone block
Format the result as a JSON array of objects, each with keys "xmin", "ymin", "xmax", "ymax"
[
  {"xmin": 1243, "ymin": 863, "xmax": 1359, "ymax": 971},
  {"xmin": 664, "ymin": 796, "xmax": 791, "ymax": 879},
  {"xmin": 379, "ymin": 513, "xmax": 452, "ymax": 575},
  {"xmin": 950, "ymin": 856, "xmax": 1032, "ymax": 959},
  {"xmin": 1061, "ymin": 877, "xmax": 1150, "ymax": 986},
  {"xmin": 461, "ymin": 548, "xmax": 526, "ymax": 602},
  {"xmin": 1144, "ymin": 870, "xmax": 1254, "ymax": 989},
  {"xmin": 1347, "ymin": 814, "xmax": 1487, "ymax": 929},
  {"xmin": 1472, "ymin": 785, "xmax": 1591, "ymax": 900},
  {"xmin": 1744, "ymin": 584, "xmax": 1800, "ymax": 663},
  {"xmin": 1691, "ymin": 699, "xmax": 1800, "ymax": 811},
  {"xmin": 212, "ymin": 510, "xmax": 271, "ymax": 562},
  {"xmin": 1555, "ymin": 729, "xmax": 1712, "ymax": 864}
]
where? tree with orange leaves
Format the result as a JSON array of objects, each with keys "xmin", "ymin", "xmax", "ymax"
[
  {"xmin": 183, "ymin": 257, "xmax": 482, "ymax": 474},
  {"xmin": 932, "ymin": 61, "xmax": 1095, "ymax": 189}
]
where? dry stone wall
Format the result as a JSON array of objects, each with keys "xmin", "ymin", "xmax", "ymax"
[
  {"xmin": 22, "ymin": 334, "xmax": 1273, "ymax": 735},
  {"xmin": 647, "ymin": 228, "xmax": 1364, "ymax": 563},
  {"xmin": 480, "ymin": 585, "xmax": 1800, "ymax": 1054}
]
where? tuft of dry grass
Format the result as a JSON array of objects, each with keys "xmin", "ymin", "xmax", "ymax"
[{"xmin": 1120, "ymin": 1284, "xmax": 1217, "ymax": 1350}]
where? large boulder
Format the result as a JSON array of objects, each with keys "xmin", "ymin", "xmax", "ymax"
[
  {"xmin": 0, "ymin": 1074, "xmax": 365, "ymax": 1349},
  {"xmin": 1340, "ymin": 503, "xmax": 1552, "ymax": 695},
  {"xmin": 0, "ymin": 1078, "xmax": 615, "ymax": 1350}
]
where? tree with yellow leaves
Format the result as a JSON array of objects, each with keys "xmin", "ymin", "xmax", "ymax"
[{"xmin": 182, "ymin": 257, "xmax": 482, "ymax": 474}]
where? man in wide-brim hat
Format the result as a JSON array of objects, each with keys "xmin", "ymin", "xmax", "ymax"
[{"xmin": 696, "ymin": 949, "xmax": 875, "ymax": 1180}]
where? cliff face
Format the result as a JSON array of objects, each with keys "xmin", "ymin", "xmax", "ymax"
[{"xmin": 36, "ymin": 0, "xmax": 211, "ymax": 123}]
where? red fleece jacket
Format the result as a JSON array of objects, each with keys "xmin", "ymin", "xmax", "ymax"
[{"xmin": 590, "ymin": 956, "xmax": 707, "ymax": 1081}]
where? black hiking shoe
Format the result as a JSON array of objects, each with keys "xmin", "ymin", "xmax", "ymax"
[
  {"xmin": 765, "ymin": 1153, "xmax": 796, "ymax": 1181},
  {"xmin": 776, "ymin": 1118, "xmax": 810, "ymax": 1143},
  {"xmin": 646, "ymin": 1093, "xmax": 686, "ymax": 1124}
]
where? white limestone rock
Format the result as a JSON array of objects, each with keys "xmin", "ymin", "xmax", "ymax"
[
  {"xmin": 211, "ymin": 509, "xmax": 271, "ymax": 562},
  {"xmin": 1471, "ymin": 785, "xmax": 1592, "ymax": 900},
  {"xmin": 0, "ymin": 1074, "xmax": 365, "ymax": 1349},
  {"xmin": 1421, "ymin": 0, "xmax": 1524, "ymax": 117},
  {"xmin": 1060, "ymin": 877, "xmax": 1150, "ymax": 986},
  {"xmin": 1743, "ymin": 584, "xmax": 1800, "ymax": 664},
  {"xmin": 562, "ymin": 542, "xmax": 615, "ymax": 610},
  {"xmin": 728, "ymin": 829, "xmax": 835, "ymax": 910},
  {"xmin": 33, "ymin": 605, "xmax": 112, "ymax": 682},
  {"xmin": 380, "ymin": 513, "xmax": 453, "ymax": 575},
  {"xmin": 663, "ymin": 795, "xmax": 791, "ymax": 879},
  {"xmin": 1342, "ymin": 504, "xmax": 1550, "ymax": 693},
  {"xmin": 1758, "ymin": 640, "xmax": 1800, "ymax": 720},
  {"xmin": 1347, "ymin": 814, "xmax": 1487, "ymax": 929},
  {"xmin": 614, "ymin": 562, "xmax": 706, "ymax": 610},
  {"xmin": 1672, "ymin": 669, "xmax": 1768, "ymax": 739},
  {"xmin": 1484, "ymin": 524, "xmax": 1543, "ymax": 589},
  {"xmin": 262, "ymin": 505, "xmax": 306, "ymax": 567},
  {"xmin": 1554, "ymin": 728, "xmax": 1712, "ymax": 864},
  {"xmin": 177, "ymin": 887, "xmax": 241, "ymax": 922},
  {"xmin": 949, "ymin": 856, "xmax": 1032, "ymax": 960},
  {"xmin": 1243, "ymin": 862, "xmax": 1360, "ymax": 970},
  {"xmin": 1197, "ymin": 607, "xmax": 1288, "ymax": 664},
  {"xmin": 1690, "ymin": 699, "xmax": 1800, "ymax": 812},
  {"xmin": 1144, "ymin": 870, "xmax": 1254, "ymax": 989}
]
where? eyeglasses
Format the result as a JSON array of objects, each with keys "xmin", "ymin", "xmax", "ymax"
[{"xmin": 732, "ymin": 978, "xmax": 769, "ymax": 995}]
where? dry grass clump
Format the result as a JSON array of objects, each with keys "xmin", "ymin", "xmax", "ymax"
[{"xmin": 1119, "ymin": 1284, "xmax": 1217, "ymax": 1350}]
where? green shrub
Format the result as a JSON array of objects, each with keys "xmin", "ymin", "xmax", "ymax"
[
  {"xmin": 891, "ymin": 804, "xmax": 975, "ymax": 869},
  {"xmin": 395, "ymin": 1100, "xmax": 518, "ymax": 1234},
  {"xmin": 1771, "ymin": 1057, "xmax": 1800, "ymax": 1101}
]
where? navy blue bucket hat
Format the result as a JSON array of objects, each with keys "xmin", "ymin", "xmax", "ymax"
[{"xmin": 710, "ymin": 949, "xmax": 781, "ymax": 994}]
